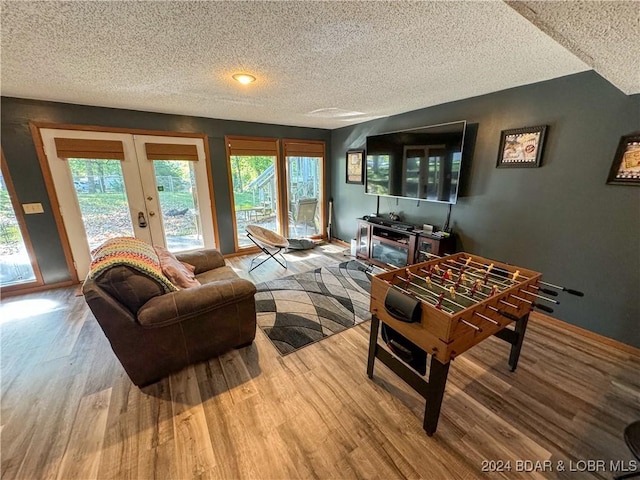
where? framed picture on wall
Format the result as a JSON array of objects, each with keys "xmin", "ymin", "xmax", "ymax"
[
  {"xmin": 346, "ymin": 150, "xmax": 364, "ymax": 184},
  {"xmin": 606, "ymin": 132, "xmax": 640, "ymax": 186},
  {"xmin": 497, "ymin": 125, "xmax": 548, "ymax": 168}
]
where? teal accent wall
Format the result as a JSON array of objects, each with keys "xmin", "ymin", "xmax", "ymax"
[{"xmin": 330, "ymin": 71, "xmax": 639, "ymax": 347}]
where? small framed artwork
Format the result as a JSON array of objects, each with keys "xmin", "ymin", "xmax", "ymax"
[
  {"xmin": 346, "ymin": 150, "xmax": 364, "ymax": 184},
  {"xmin": 606, "ymin": 132, "xmax": 640, "ymax": 186},
  {"xmin": 497, "ymin": 125, "xmax": 548, "ymax": 168}
]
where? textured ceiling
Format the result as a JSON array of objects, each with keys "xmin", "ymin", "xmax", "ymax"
[
  {"xmin": 507, "ymin": 1, "xmax": 640, "ymax": 95},
  {"xmin": 0, "ymin": 1, "xmax": 630, "ymax": 130}
]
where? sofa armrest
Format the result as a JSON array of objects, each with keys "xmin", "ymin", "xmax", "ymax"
[
  {"xmin": 137, "ymin": 277, "xmax": 256, "ymax": 328},
  {"xmin": 175, "ymin": 249, "xmax": 225, "ymax": 274}
]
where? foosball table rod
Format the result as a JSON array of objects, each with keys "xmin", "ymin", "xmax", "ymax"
[
  {"xmin": 426, "ymin": 253, "xmax": 585, "ymax": 298},
  {"xmin": 460, "ymin": 257, "xmax": 585, "ymax": 298},
  {"xmin": 417, "ymin": 267, "xmax": 495, "ymax": 299},
  {"xmin": 435, "ymin": 258, "xmax": 567, "ymax": 309}
]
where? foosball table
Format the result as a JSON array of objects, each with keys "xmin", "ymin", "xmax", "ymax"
[{"xmin": 366, "ymin": 252, "xmax": 582, "ymax": 436}]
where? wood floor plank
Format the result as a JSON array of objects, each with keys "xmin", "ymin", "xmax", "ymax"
[
  {"xmin": 56, "ymin": 387, "xmax": 112, "ymax": 480},
  {"xmin": 169, "ymin": 366, "xmax": 217, "ymax": 479},
  {"xmin": 44, "ymin": 298, "xmax": 88, "ymax": 361},
  {"xmin": 132, "ymin": 379, "xmax": 178, "ymax": 480},
  {"xmin": 217, "ymin": 348, "xmax": 259, "ymax": 404}
]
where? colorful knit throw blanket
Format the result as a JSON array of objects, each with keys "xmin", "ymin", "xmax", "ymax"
[{"xmin": 89, "ymin": 237, "xmax": 178, "ymax": 293}]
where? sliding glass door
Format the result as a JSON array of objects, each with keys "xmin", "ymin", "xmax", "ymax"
[
  {"xmin": 283, "ymin": 140, "xmax": 325, "ymax": 239},
  {"xmin": 226, "ymin": 137, "xmax": 282, "ymax": 250},
  {"xmin": 225, "ymin": 137, "xmax": 326, "ymax": 252}
]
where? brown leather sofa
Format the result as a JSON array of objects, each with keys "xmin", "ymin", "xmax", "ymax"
[{"xmin": 83, "ymin": 248, "xmax": 257, "ymax": 387}]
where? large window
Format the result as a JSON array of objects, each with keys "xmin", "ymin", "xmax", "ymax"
[{"xmin": 0, "ymin": 151, "xmax": 42, "ymax": 291}]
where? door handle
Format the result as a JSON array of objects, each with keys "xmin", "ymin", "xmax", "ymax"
[{"xmin": 138, "ymin": 212, "xmax": 147, "ymax": 228}]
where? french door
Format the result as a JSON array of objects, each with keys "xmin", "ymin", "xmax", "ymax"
[{"xmin": 40, "ymin": 129, "xmax": 216, "ymax": 279}]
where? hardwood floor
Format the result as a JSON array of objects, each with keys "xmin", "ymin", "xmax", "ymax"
[{"xmin": 1, "ymin": 244, "xmax": 638, "ymax": 479}]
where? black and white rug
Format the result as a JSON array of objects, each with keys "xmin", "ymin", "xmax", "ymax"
[{"xmin": 255, "ymin": 261, "xmax": 377, "ymax": 355}]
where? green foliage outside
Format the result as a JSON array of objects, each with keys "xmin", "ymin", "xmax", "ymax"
[
  {"xmin": 234, "ymin": 191, "xmax": 256, "ymax": 208},
  {"xmin": 230, "ymin": 155, "xmax": 273, "ymax": 194},
  {"xmin": 76, "ymin": 191, "xmax": 199, "ymax": 249},
  {"xmin": 68, "ymin": 159, "xmax": 190, "ymax": 193},
  {"xmin": 0, "ymin": 189, "xmax": 24, "ymax": 255}
]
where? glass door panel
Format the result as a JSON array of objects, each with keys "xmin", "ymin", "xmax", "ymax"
[
  {"xmin": 371, "ymin": 239, "xmax": 409, "ymax": 267},
  {"xmin": 0, "ymin": 169, "xmax": 37, "ymax": 287},
  {"xmin": 133, "ymin": 135, "xmax": 216, "ymax": 255},
  {"xmin": 41, "ymin": 129, "xmax": 151, "ymax": 279},
  {"xmin": 357, "ymin": 222, "xmax": 370, "ymax": 257},
  {"xmin": 286, "ymin": 156, "xmax": 321, "ymax": 238},
  {"xmin": 229, "ymin": 155, "xmax": 279, "ymax": 248},
  {"xmin": 68, "ymin": 159, "xmax": 135, "ymax": 252},
  {"xmin": 153, "ymin": 160, "xmax": 203, "ymax": 251}
]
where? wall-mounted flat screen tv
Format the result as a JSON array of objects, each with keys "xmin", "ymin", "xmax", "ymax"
[{"xmin": 365, "ymin": 120, "xmax": 467, "ymax": 204}]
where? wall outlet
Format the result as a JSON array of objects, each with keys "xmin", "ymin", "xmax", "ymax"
[{"xmin": 22, "ymin": 203, "xmax": 44, "ymax": 214}]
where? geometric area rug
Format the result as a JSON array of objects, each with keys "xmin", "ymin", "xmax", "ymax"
[{"xmin": 255, "ymin": 260, "xmax": 375, "ymax": 355}]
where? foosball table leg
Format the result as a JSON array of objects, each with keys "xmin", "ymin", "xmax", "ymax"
[
  {"xmin": 423, "ymin": 358, "xmax": 450, "ymax": 436},
  {"xmin": 508, "ymin": 313, "xmax": 530, "ymax": 372},
  {"xmin": 493, "ymin": 312, "xmax": 531, "ymax": 372},
  {"xmin": 367, "ymin": 315, "xmax": 380, "ymax": 379}
]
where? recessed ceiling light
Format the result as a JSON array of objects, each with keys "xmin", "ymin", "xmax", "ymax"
[{"xmin": 232, "ymin": 73, "xmax": 256, "ymax": 85}]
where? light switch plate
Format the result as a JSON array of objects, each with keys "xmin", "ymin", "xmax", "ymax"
[{"xmin": 22, "ymin": 203, "xmax": 44, "ymax": 214}]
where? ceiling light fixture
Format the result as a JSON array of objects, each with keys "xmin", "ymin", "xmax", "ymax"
[{"xmin": 232, "ymin": 73, "xmax": 256, "ymax": 85}]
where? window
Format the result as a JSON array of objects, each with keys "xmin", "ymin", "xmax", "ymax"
[{"xmin": 0, "ymin": 151, "xmax": 43, "ymax": 291}]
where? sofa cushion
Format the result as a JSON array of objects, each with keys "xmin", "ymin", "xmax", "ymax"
[
  {"xmin": 175, "ymin": 249, "xmax": 226, "ymax": 274},
  {"xmin": 195, "ymin": 265, "xmax": 241, "ymax": 283},
  {"xmin": 94, "ymin": 265, "xmax": 166, "ymax": 314},
  {"xmin": 88, "ymin": 237, "xmax": 178, "ymax": 313},
  {"xmin": 154, "ymin": 245, "xmax": 201, "ymax": 289},
  {"xmin": 137, "ymin": 277, "xmax": 257, "ymax": 328}
]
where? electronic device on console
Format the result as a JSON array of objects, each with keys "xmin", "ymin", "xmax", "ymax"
[{"xmin": 363, "ymin": 216, "xmax": 415, "ymax": 232}]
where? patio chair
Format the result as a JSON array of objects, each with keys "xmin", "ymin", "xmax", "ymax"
[
  {"xmin": 293, "ymin": 198, "xmax": 318, "ymax": 236},
  {"xmin": 246, "ymin": 224, "xmax": 289, "ymax": 272}
]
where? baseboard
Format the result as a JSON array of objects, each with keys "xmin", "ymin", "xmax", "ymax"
[
  {"xmin": 330, "ymin": 238, "xmax": 349, "ymax": 247},
  {"xmin": 0, "ymin": 280, "xmax": 77, "ymax": 298},
  {"xmin": 531, "ymin": 311, "xmax": 640, "ymax": 355},
  {"xmin": 223, "ymin": 247, "xmax": 260, "ymax": 258}
]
